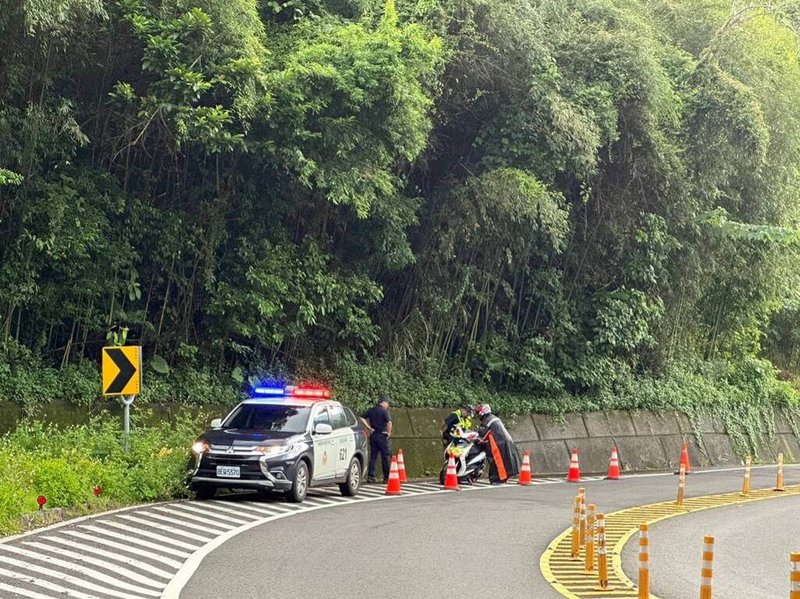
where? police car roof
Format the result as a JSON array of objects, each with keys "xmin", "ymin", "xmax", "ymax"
[{"xmin": 241, "ymin": 397, "xmax": 337, "ymax": 407}]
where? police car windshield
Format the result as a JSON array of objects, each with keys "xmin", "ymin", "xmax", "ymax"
[{"xmin": 224, "ymin": 404, "xmax": 311, "ymax": 433}]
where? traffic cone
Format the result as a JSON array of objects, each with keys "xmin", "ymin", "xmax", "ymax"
[
  {"xmin": 567, "ymin": 448, "xmax": 581, "ymax": 482},
  {"xmin": 675, "ymin": 441, "xmax": 691, "ymax": 475},
  {"xmin": 775, "ymin": 452, "xmax": 785, "ymax": 492},
  {"xmin": 606, "ymin": 446, "xmax": 621, "ymax": 480},
  {"xmin": 397, "ymin": 449, "xmax": 408, "ymax": 483},
  {"xmin": 443, "ymin": 455, "xmax": 460, "ymax": 490},
  {"xmin": 385, "ymin": 456, "xmax": 402, "ymax": 496},
  {"xmin": 518, "ymin": 450, "xmax": 533, "ymax": 485}
]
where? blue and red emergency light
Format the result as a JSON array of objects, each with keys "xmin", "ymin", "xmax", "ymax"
[{"xmin": 253, "ymin": 384, "xmax": 331, "ymax": 400}]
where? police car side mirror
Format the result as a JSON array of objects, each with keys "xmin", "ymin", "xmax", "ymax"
[
  {"xmin": 314, "ymin": 423, "xmax": 333, "ymax": 435},
  {"xmin": 210, "ymin": 418, "xmax": 223, "ymax": 429}
]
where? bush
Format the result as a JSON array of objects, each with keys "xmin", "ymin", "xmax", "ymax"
[{"xmin": 0, "ymin": 414, "xmax": 206, "ymax": 535}]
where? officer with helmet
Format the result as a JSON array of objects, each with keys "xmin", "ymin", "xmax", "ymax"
[
  {"xmin": 441, "ymin": 404, "xmax": 475, "ymax": 447},
  {"xmin": 476, "ymin": 403, "xmax": 521, "ymax": 484}
]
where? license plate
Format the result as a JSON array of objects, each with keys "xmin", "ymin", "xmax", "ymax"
[{"xmin": 216, "ymin": 466, "xmax": 240, "ymax": 478}]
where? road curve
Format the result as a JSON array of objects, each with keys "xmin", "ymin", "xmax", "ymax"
[
  {"xmin": 180, "ymin": 466, "xmax": 799, "ymax": 599},
  {"xmin": 621, "ymin": 493, "xmax": 800, "ymax": 598}
]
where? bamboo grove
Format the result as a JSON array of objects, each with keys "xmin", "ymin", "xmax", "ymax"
[{"xmin": 3, "ymin": 0, "xmax": 800, "ymax": 412}]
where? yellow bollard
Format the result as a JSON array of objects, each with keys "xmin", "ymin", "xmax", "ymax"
[
  {"xmin": 775, "ymin": 452, "xmax": 785, "ymax": 492},
  {"xmin": 584, "ymin": 504, "xmax": 596, "ymax": 574},
  {"xmin": 700, "ymin": 535, "xmax": 714, "ymax": 599},
  {"xmin": 791, "ymin": 552, "xmax": 800, "ymax": 599},
  {"xmin": 594, "ymin": 513, "xmax": 612, "ymax": 591},
  {"xmin": 741, "ymin": 456, "xmax": 751, "ymax": 496},
  {"xmin": 571, "ymin": 495, "xmax": 581, "ymax": 560},
  {"xmin": 579, "ymin": 487, "xmax": 587, "ymax": 548},
  {"xmin": 676, "ymin": 463, "xmax": 686, "ymax": 506},
  {"xmin": 638, "ymin": 524, "xmax": 649, "ymax": 599}
]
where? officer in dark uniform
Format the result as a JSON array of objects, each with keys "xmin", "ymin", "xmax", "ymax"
[
  {"xmin": 441, "ymin": 405, "xmax": 475, "ymax": 448},
  {"xmin": 360, "ymin": 397, "xmax": 393, "ymax": 483}
]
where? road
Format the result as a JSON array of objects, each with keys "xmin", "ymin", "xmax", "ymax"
[
  {"xmin": 621, "ymin": 492, "xmax": 800, "ymax": 598},
  {"xmin": 0, "ymin": 467, "xmax": 796, "ymax": 599},
  {"xmin": 181, "ymin": 466, "xmax": 797, "ymax": 599}
]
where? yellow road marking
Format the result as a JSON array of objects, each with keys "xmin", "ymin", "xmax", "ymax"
[{"xmin": 540, "ymin": 484, "xmax": 800, "ymax": 598}]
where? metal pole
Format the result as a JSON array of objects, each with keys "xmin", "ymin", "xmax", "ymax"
[{"xmin": 121, "ymin": 395, "xmax": 135, "ymax": 453}]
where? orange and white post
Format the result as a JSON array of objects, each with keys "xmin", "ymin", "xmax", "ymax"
[
  {"xmin": 700, "ymin": 535, "xmax": 714, "ymax": 599},
  {"xmin": 571, "ymin": 495, "xmax": 581, "ymax": 560},
  {"xmin": 579, "ymin": 487, "xmax": 587, "ymax": 548},
  {"xmin": 791, "ymin": 552, "xmax": 800, "ymax": 599},
  {"xmin": 677, "ymin": 463, "xmax": 686, "ymax": 506},
  {"xmin": 594, "ymin": 514, "xmax": 610, "ymax": 591},
  {"xmin": 776, "ymin": 452, "xmax": 785, "ymax": 492},
  {"xmin": 584, "ymin": 504, "xmax": 596, "ymax": 574},
  {"xmin": 741, "ymin": 456, "xmax": 751, "ymax": 496},
  {"xmin": 638, "ymin": 524, "xmax": 649, "ymax": 599}
]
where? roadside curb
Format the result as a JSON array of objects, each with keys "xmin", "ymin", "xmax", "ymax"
[{"xmin": 540, "ymin": 483, "xmax": 800, "ymax": 598}]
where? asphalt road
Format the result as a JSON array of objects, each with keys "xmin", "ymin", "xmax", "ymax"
[
  {"xmin": 621, "ymin": 492, "xmax": 800, "ymax": 598},
  {"xmin": 181, "ymin": 466, "xmax": 799, "ymax": 599}
]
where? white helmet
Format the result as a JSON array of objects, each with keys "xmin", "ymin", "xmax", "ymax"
[{"xmin": 476, "ymin": 403, "xmax": 492, "ymax": 417}]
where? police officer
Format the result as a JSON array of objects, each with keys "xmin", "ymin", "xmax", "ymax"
[
  {"xmin": 441, "ymin": 405, "xmax": 474, "ymax": 447},
  {"xmin": 360, "ymin": 397, "xmax": 393, "ymax": 483}
]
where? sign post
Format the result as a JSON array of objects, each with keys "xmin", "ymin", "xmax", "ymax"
[{"xmin": 102, "ymin": 346, "xmax": 142, "ymax": 453}]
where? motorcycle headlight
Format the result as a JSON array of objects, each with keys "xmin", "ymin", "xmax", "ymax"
[{"xmin": 191, "ymin": 441, "xmax": 209, "ymax": 455}]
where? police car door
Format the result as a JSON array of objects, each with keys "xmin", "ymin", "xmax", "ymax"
[
  {"xmin": 329, "ymin": 404, "xmax": 356, "ymax": 478},
  {"xmin": 311, "ymin": 405, "xmax": 336, "ymax": 480}
]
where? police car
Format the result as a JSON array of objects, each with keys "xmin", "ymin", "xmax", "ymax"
[{"xmin": 189, "ymin": 385, "xmax": 368, "ymax": 503}]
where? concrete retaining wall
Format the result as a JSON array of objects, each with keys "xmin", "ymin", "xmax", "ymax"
[{"xmin": 392, "ymin": 407, "xmax": 800, "ymax": 478}]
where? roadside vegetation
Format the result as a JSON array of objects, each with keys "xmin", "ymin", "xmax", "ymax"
[
  {"xmin": 3, "ymin": 0, "xmax": 800, "ymax": 447},
  {"xmin": 0, "ymin": 415, "xmax": 204, "ymax": 535}
]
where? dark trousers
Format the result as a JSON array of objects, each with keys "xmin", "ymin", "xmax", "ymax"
[{"xmin": 368, "ymin": 433, "xmax": 391, "ymax": 480}]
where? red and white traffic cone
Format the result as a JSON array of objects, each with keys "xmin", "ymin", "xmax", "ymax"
[
  {"xmin": 675, "ymin": 441, "xmax": 691, "ymax": 475},
  {"xmin": 385, "ymin": 456, "xmax": 402, "ymax": 496},
  {"xmin": 518, "ymin": 450, "xmax": 533, "ymax": 486},
  {"xmin": 567, "ymin": 448, "xmax": 582, "ymax": 482},
  {"xmin": 443, "ymin": 455, "xmax": 460, "ymax": 491},
  {"xmin": 397, "ymin": 449, "xmax": 408, "ymax": 483},
  {"xmin": 606, "ymin": 446, "xmax": 621, "ymax": 480}
]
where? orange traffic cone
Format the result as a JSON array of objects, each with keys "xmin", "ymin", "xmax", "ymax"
[
  {"xmin": 606, "ymin": 446, "xmax": 621, "ymax": 480},
  {"xmin": 397, "ymin": 449, "xmax": 408, "ymax": 483},
  {"xmin": 385, "ymin": 456, "xmax": 402, "ymax": 495},
  {"xmin": 519, "ymin": 450, "xmax": 533, "ymax": 486},
  {"xmin": 443, "ymin": 455, "xmax": 460, "ymax": 490},
  {"xmin": 567, "ymin": 448, "xmax": 582, "ymax": 482},
  {"xmin": 675, "ymin": 442, "xmax": 691, "ymax": 475}
]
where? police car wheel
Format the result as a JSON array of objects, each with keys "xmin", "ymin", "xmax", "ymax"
[
  {"xmin": 285, "ymin": 460, "xmax": 309, "ymax": 503},
  {"xmin": 339, "ymin": 457, "xmax": 361, "ymax": 497}
]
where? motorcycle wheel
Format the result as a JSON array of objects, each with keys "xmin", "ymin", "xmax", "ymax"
[{"xmin": 438, "ymin": 466, "xmax": 446, "ymax": 485}]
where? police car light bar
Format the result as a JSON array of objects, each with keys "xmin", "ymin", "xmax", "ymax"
[
  {"xmin": 253, "ymin": 386, "xmax": 286, "ymax": 396},
  {"xmin": 291, "ymin": 386, "xmax": 331, "ymax": 399}
]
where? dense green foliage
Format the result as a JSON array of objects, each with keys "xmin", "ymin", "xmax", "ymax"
[
  {"xmin": 3, "ymin": 0, "xmax": 800, "ymax": 420},
  {"xmin": 0, "ymin": 415, "xmax": 204, "ymax": 534}
]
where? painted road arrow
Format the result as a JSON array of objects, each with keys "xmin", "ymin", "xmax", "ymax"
[{"xmin": 102, "ymin": 346, "xmax": 141, "ymax": 395}]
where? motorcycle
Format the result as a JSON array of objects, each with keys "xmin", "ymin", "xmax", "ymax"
[{"xmin": 438, "ymin": 430, "xmax": 487, "ymax": 484}]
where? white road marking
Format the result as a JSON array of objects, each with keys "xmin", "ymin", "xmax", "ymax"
[
  {"xmin": 125, "ymin": 510, "xmax": 227, "ymax": 536},
  {"xmin": 115, "ymin": 514, "xmax": 213, "ymax": 543},
  {"xmin": 95, "ymin": 521, "xmax": 200, "ymax": 551},
  {"xmin": 22, "ymin": 541, "xmax": 165, "ymax": 589},
  {"xmin": 0, "ymin": 567, "xmax": 104, "ymax": 599},
  {"xmin": 0, "ymin": 580, "xmax": 62, "ymax": 599},
  {"xmin": 168, "ymin": 503, "xmax": 251, "ymax": 526},
  {"xmin": 0, "ymin": 544, "xmax": 161, "ymax": 596},
  {"xmin": 0, "ymin": 556, "xmax": 150, "ymax": 599},
  {"xmin": 73, "ymin": 526, "xmax": 191, "ymax": 560},
  {"xmin": 151, "ymin": 506, "xmax": 236, "ymax": 531},
  {"xmin": 40, "ymin": 535, "xmax": 174, "ymax": 579}
]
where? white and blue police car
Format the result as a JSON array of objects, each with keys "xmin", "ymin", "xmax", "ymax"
[{"xmin": 189, "ymin": 385, "xmax": 368, "ymax": 503}]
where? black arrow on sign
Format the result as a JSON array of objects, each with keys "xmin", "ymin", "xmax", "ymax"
[{"xmin": 106, "ymin": 348, "xmax": 137, "ymax": 394}]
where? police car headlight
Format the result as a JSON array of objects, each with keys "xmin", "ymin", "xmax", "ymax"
[
  {"xmin": 191, "ymin": 441, "xmax": 209, "ymax": 455},
  {"xmin": 257, "ymin": 445, "xmax": 291, "ymax": 456}
]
